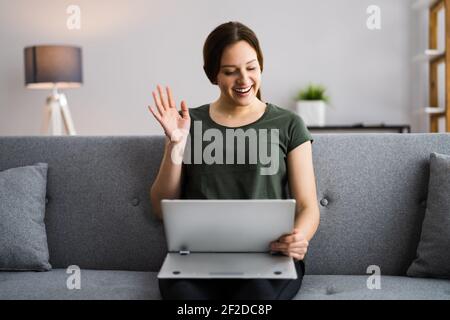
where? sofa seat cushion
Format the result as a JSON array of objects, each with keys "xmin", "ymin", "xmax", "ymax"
[
  {"xmin": 1, "ymin": 271, "xmax": 449, "ymax": 300},
  {"xmin": 0, "ymin": 269, "xmax": 161, "ymax": 300},
  {"xmin": 296, "ymin": 275, "xmax": 450, "ymax": 300}
]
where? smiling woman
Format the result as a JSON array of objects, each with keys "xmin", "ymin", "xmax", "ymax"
[
  {"xmin": 219, "ymin": 56, "xmax": 258, "ymax": 99},
  {"xmin": 148, "ymin": 21, "xmax": 320, "ymax": 300},
  {"xmin": 203, "ymin": 23, "xmax": 264, "ymax": 109}
]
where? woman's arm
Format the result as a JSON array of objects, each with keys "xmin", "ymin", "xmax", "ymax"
[
  {"xmin": 270, "ymin": 140, "xmax": 320, "ymax": 260},
  {"xmin": 148, "ymin": 85, "xmax": 191, "ymax": 220},
  {"xmin": 287, "ymin": 140, "xmax": 320, "ymax": 241},
  {"xmin": 150, "ymin": 138, "xmax": 187, "ymax": 220}
]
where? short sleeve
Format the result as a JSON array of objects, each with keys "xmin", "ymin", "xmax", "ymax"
[{"xmin": 287, "ymin": 113, "xmax": 314, "ymax": 153}]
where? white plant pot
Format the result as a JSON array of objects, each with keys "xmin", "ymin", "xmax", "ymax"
[{"xmin": 294, "ymin": 100, "xmax": 327, "ymax": 126}]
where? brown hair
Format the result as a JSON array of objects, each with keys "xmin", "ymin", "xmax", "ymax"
[{"xmin": 203, "ymin": 21, "xmax": 264, "ymax": 100}]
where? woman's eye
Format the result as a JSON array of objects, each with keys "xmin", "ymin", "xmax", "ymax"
[{"xmin": 224, "ymin": 68, "xmax": 256, "ymax": 75}]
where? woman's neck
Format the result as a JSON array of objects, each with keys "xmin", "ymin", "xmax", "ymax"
[{"xmin": 211, "ymin": 98, "xmax": 264, "ymax": 118}]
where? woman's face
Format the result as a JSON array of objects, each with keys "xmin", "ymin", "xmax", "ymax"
[{"xmin": 216, "ymin": 40, "xmax": 262, "ymax": 107}]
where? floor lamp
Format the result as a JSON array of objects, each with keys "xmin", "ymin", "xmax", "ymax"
[{"xmin": 24, "ymin": 45, "xmax": 83, "ymax": 136}]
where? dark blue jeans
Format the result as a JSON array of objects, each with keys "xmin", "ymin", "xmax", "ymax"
[{"xmin": 158, "ymin": 259, "xmax": 305, "ymax": 300}]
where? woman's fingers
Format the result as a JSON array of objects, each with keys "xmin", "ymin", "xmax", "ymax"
[
  {"xmin": 279, "ymin": 231, "xmax": 307, "ymax": 244},
  {"xmin": 180, "ymin": 100, "xmax": 190, "ymax": 119},
  {"xmin": 157, "ymin": 84, "xmax": 169, "ymax": 110},
  {"xmin": 148, "ymin": 105, "xmax": 162, "ymax": 122},
  {"xmin": 166, "ymin": 86, "xmax": 176, "ymax": 108},
  {"xmin": 152, "ymin": 91, "xmax": 165, "ymax": 116},
  {"xmin": 272, "ymin": 238, "xmax": 308, "ymax": 247},
  {"xmin": 279, "ymin": 248, "xmax": 307, "ymax": 258},
  {"xmin": 148, "ymin": 105, "xmax": 169, "ymax": 134},
  {"xmin": 271, "ymin": 243, "xmax": 308, "ymax": 251},
  {"xmin": 272, "ymin": 246, "xmax": 306, "ymax": 260},
  {"xmin": 270, "ymin": 229, "xmax": 308, "ymax": 260},
  {"xmin": 149, "ymin": 85, "xmax": 189, "ymax": 136},
  {"xmin": 289, "ymin": 252, "xmax": 304, "ymax": 261}
]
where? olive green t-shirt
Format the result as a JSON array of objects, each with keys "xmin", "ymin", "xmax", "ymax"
[{"xmin": 180, "ymin": 103, "xmax": 313, "ymax": 199}]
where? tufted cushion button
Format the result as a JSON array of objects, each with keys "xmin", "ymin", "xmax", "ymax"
[
  {"xmin": 420, "ymin": 199, "xmax": 427, "ymax": 208},
  {"xmin": 320, "ymin": 198, "xmax": 329, "ymax": 207},
  {"xmin": 132, "ymin": 198, "xmax": 140, "ymax": 206},
  {"xmin": 326, "ymin": 285, "xmax": 337, "ymax": 295}
]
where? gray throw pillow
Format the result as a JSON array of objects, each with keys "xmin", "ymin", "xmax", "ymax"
[
  {"xmin": 0, "ymin": 163, "xmax": 52, "ymax": 271},
  {"xmin": 407, "ymin": 152, "xmax": 450, "ymax": 279}
]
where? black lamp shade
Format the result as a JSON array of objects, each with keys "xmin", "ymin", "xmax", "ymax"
[{"xmin": 24, "ymin": 45, "xmax": 83, "ymax": 89}]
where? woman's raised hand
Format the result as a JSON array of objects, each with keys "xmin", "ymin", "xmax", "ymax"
[{"xmin": 148, "ymin": 85, "xmax": 191, "ymax": 143}]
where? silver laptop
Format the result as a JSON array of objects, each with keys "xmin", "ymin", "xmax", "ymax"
[{"xmin": 157, "ymin": 199, "xmax": 297, "ymax": 279}]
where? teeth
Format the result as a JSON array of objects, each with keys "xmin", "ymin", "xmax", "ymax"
[{"xmin": 234, "ymin": 86, "xmax": 252, "ymax": 93}]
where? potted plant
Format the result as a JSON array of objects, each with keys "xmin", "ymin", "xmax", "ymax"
[{"xmin": 294, "ymin": 84, "xmax": 330, "ymax": 126}]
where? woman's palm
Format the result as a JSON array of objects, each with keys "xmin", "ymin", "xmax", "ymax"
[
  {"xmin": 148, "ymin": 85, "xmax": 191, "ymax": 142},
  {"xmin": 162, "ymin": 106, "xmax": 190, "ymax": 135}
]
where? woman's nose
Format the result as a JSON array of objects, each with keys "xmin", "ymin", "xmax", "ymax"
[{"xmin": 237, "ymin": 71, "xmax": 250, "ymax": 83}]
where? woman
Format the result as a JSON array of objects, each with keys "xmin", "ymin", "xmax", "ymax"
[{"xmin": 149, "ymin": 21, "xmax": 320, "ymax": 300}]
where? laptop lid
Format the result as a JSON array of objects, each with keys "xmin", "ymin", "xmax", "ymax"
[{"xmin": 161, "ymin": 199, "xmax": 296, "ymax": 253}]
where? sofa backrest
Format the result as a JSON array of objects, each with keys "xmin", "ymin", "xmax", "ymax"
[{"xmin": 1, "ymin": 134, "xmax": 449, "ymax": 275}]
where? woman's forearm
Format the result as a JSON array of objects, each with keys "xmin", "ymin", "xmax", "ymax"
[
  {"xmin": 294, "ymin": 205, "xmax": 320, "ymax": 242},
  {"xmin": 150, "ymin": 138, "xmax": 187, "ymax": 219}
]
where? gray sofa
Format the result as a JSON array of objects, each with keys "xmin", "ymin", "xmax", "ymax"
[{"xmin": 0, "ymin": 134, "xmax": 449, "ymax": 300}]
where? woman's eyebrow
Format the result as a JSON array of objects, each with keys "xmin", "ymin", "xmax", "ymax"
[{"xmin": 220, "ymin": 59, "xmax": 257, "ymax": 68}]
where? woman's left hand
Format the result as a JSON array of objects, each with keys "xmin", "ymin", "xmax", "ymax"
[{"xmin": 270, "ymin": 228, "xmax": 309, "ymax": 261}]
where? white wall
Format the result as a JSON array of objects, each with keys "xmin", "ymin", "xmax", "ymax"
[{"xmin": 0, "ymin": 0, "xmax": 416, "ymax": 135}]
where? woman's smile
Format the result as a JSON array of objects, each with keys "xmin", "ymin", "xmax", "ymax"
[{"xmin": 233, "ymin": 85, "xmax": 253, "ymax": 97}]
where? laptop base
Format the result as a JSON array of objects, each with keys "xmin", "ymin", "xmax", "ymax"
[{"xmin": 157, "ymin": 252, "xmax": 297, "ymax": 279}]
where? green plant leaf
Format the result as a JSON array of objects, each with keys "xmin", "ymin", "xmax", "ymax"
[{"xmin": 296, "ymin": 83, "xmax": 330, "ymax": 103}]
